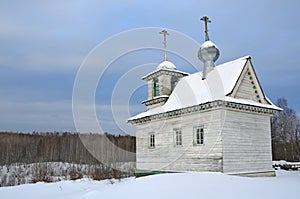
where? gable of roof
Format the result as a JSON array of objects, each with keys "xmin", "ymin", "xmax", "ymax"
[
  {"xmin": 128, "ymin": 56, "xmax": 280, "ymax": 121},
  {"xmin": 228, "ymin": 59, "xmax": 270, "ymax": 105}
]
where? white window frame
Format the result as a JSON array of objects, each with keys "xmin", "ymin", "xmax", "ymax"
[
  {"xmin": 173, "ymin": 128, "xmax": 182, "ymax": 146},
  {"xmin": 193, "ymin": 126, "xmax": 204, "ymax": 145}
]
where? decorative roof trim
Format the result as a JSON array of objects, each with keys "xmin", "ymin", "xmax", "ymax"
[
  {"xmin": 247, "ymin": 59, "xmax": 271, "ymax": 105},
  {"xmin": 128, "ymin": 100, "xmax": 278, "ymax": 125}
]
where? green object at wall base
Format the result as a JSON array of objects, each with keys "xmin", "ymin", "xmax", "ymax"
[{"xmin": 135, "ymin": 170, "xmax": 178, "ymax": 178}]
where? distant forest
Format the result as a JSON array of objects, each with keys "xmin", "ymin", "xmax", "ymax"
[
  {"xmin": 0, "ymin": 132, "xmax": 136, "ymax": 186},
  {"xmin": 0, "ymin": 132, "xmax": 135, "ymax": 165}
]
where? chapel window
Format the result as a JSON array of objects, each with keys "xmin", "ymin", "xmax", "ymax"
[
  {"xmin": 174, "ymin": 128, "xmax": 182, "ymax": 146},
  {"xmin": 149, "ymin": 133, "xmax": 155, "ymax": 148},
  {"xmin": 194, "ymin": 126, "xmax": 204, "ymax": 145}
]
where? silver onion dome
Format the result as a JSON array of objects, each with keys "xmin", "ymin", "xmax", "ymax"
[
  {"xmin": 198, "ymin": 40, "xmax": 220, "ymax": 80},
  {"xmin": 198, "ymin": 40, "xmax": 220, "ymax": 62}
]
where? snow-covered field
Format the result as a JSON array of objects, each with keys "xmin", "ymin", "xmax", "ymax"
[
  {"xmin": 0, "ymin": 162, "xmax": 135, "ymax": 186},
  {"xmin": 0, "ymin": 170, "xmax": 299, "ymax": 199}
]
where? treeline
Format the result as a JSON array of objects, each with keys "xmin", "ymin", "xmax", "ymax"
[
  {"xmin": 271, "ymin": 98, "xmax": 300, "ymax": 161},
  {"xmin": 0, "ymin": 132, "xmax": 135, "ymax": 165}
]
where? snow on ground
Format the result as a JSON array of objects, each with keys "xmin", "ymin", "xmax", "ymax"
[
  {"xmin": 0, "ymin": 170, "xmax": 299, "ymax": 199},
  {"xmin": 273, "ymin": 160, "xmax": 300, "ymax": 165}
]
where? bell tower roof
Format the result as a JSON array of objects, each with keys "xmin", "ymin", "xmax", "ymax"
[{"xmin": 157, "ymin": 60, "xmax": 176, "ymax": 70}]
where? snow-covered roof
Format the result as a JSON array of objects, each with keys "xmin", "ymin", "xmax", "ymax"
[
  {"xmin": 129, "ymin": 56, "xmax": 280, "ymax": 121},
  {"xmin": 157, "ymin": 61, "xmax": 176, "ymax": 70}
]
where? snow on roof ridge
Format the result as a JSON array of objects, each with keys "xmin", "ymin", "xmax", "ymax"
[
  {"xmin": 177, "ymin": 55, "xmax": 251, "ymax": 80},
  {"xmin": 215, "ymin": 55, "xmax": 251, "ymax": 69}
]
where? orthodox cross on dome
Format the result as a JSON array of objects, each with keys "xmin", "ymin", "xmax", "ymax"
[
  {"xmin": 200, "ymin": 16, "xmax": 211, "ymax": 41},
  {"xmin": 159, "ymin": 29, "xmax": 169, "ymax": 61}
]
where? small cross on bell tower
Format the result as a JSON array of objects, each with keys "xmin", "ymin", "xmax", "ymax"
[{"xmin": 159, "ymin": 30, "xmax": 169, "ymax": 61}]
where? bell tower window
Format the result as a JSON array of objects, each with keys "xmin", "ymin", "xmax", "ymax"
[
  {"xmin": 171, "ymin": 76, "xmax": 178, "ymax": 91},
  {"xmin": 153, "ymin": 78, "xmax": 159, "ymax": 97}
]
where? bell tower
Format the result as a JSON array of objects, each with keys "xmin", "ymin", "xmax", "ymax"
[{"xmin": 142, "ymin": 30, "xmax": 188, "ymax": 110}]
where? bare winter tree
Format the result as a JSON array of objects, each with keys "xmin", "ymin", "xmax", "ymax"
[{"xmin": 271, "ymin": 98, "xmax": 300, "ymax": 161}]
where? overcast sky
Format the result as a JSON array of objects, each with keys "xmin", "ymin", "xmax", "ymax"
[{"xmin": 0, "ymin": 0, "xmax": 299, "ymax": 134}]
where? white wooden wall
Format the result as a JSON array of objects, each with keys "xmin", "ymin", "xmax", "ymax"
[
  {"xmin": 135, "ymin": 107, "xmax": 274, "ymax": 176},
  {"xmin": 222, "ymin": 109, "xmax": 273, "ymax": 175},
  {"xmin": 136, "ymin": 108, "xmax": 224, "ymax": 172}
]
